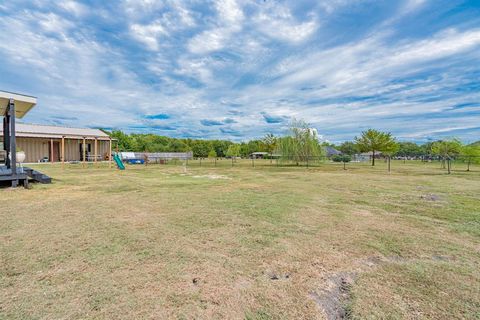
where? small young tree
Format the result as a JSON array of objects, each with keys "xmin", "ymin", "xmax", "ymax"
[
  {"xmin": 355, "ymin": 129, "xmax": 398, "ymax": 166},
  {"xmin": 226, "ymin": 144, "xmax": 241, "ymax": 158},
  {"xmin": 461, "ymin": 145, "xmax": 480, "ymax": 171},
  {"xmin": 383, "ymin": 142, "xmax": 400, "ymax": 172},
  {"xmin": 208, "ymin": 149, "xmax": 217, "ymax": 158},
  {"xmin": 262, "ymin": 133, "xmax": 277, "ymax": 163},
  {"xmin": 432, "ymin": 139, "xmax": 462, "ymax": 174},
  {"xmin": 332, "ymin": 154, "xmax": 352, "ymax": 170}
]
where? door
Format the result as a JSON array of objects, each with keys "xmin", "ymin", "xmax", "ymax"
[
  {"xmin": 79, "ymin": 143, "xmax": 92, "ymax": 161},
  {"xmin": 49, "ymin": 141, "xmax": 60, "ymax": 162}
]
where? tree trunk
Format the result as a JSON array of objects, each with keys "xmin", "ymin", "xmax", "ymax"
[
  {"xmin": 372, "ymin": 150, "xmax": 375, "ymax": 166},
  {"xmin": 467, "ymin": 158, "xmax": 471, "ymax": 172},
  {"xmin": 388, "ymin": 156, "xmax": 391, "ymax": 173},
  {"xmin": 447, "ymin": 159, "xmax": 451, "ymax": 174}
]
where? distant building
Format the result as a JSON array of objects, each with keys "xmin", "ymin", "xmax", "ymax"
[
  {"xmin": 354, "ymin": 151, "xmax": 383, "ymax": 162},
  {"xmin": 250, "ymin": 152, "xmax": 281, "ymax": 159},
  {"xmin": 250, "ymin": 152, "xmax": 269, "ymax": 159},
  {"xmin": 324, "ymin": 146, "xmax": 342, "ymax": 157},
  {"xmin": 120, "ymin": 152, "xmax": 193, "ymax": 161},
  {"xmin": 0, "ymin": 123, "xmax": 113, "ymax": 163}
]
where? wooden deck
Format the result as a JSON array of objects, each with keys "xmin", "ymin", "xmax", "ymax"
[
  {"xmin": 0, "ymin": 165, "xmax": 51, "ymax": 186},
  {"xmin": 0, "ymin": 165, "xmax": 12, "ymax": 176}
]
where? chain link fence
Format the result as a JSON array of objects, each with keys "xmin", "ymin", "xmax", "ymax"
[{"xmin": 135, "ymin": 153, "xmax": 480, "ymax": 174}]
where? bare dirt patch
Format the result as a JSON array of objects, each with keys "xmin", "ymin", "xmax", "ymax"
[
  {"xmin": 420, "ymin": 193, "xmax": 442, "ymax": 201},
  {"xmin": 191, "ymin": 174, "xmax": 231, "ymax": 180},
  {"xmin": 310, "ymin": 272, "xmax": 356, "ymax": 320}
]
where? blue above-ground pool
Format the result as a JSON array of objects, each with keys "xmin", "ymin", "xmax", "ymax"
[{"xmin": 125, "ymin": 159, "xmax": 145, "ymax": 165}]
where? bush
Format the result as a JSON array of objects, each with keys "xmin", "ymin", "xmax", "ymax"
[{"xmin": 332, "ymin": 155, "xmax": 351, "ymax": 162}]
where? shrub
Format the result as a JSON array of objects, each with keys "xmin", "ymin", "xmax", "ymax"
[{"xmin": 332, "ymin": 155, "xmax": 351, "ymax": 163}]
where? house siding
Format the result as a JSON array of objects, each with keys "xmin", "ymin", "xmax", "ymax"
[{"xmin": 2, "ymin": 137, "xmax": 111, "ymax": 163}]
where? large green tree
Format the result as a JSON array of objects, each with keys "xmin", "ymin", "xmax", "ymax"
[
  {"xmin": 190, "ymin": 140, "xmax": 212, "ymax": 158},
  {"xmin": 277, "ymin": 119, "xmax": 323, "ymax": 165},
  {"xmin": 355, "ymin": 129, "xmax": 397, "ymax": 166},
  {"xmin": 338, "ymin": 141, "xmax": 359, "ymax": 156},
  {"xmin": 395, "ymin": 142, "xmax": 423, "ymax": 158}
]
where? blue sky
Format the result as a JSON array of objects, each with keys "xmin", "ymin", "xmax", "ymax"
[{"xmin": 0, "ymin": 0, "xmax": 479, "ymax": 143}]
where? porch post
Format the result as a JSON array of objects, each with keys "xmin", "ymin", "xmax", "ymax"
[
  {"xmin": 3, "ymin": 110, "xmax": 10, "ymax": 168},
  {"xmin": 50, "ymin": 138, "xmax": 54, "ymax": 163},
  {"xmin": 94, "ymin": 137, "xmax": 98, "ymax": 166},
  {"xmin": 83, "ymin": 137, "xmax": 86, "ymax": 168},
  {"xmin": 8, "ymin": 99, "xmax": 17, "ymax": 175},
  {"xmin": 109, "ymin": 138, "xmax": 112, "ymax": 168},
  {"xmin": 9, "ymin": 99, "xmax": 16, "ymax": 176},
  {"xmin": 61, "ymin": 136, "xmax": 65, "ymax": 169}
]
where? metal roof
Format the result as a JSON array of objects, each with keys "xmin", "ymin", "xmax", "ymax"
[
  {"xmin": 0, "ymin": 90, "xmax": 37, "ymax": 119},
  {"xmin": 325, "ymin": 146, "xmax": 342, "ymax": 156},
  {"xmin": 0, "ymin": 123, "xmax": 111, "ymax": 140}
]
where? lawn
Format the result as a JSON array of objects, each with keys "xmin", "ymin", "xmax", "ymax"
[{"xmin": 1, "ymin": 160, "xmax": 479, "ymax": 319}]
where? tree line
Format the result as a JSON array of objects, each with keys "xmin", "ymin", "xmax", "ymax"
[
  {"xmin": 108, "ymin": 121, "xmax": 480, "ymax": 171},
  {"xmin": 109, "ymin": 130, "xmax": 266, "ymax": 158}
]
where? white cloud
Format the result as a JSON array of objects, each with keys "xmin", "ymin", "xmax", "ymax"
[
  {"xmin": 128, "ymin": 2, "xmax": 196, "ymax": 51},
  {"xmin": 403, "ymin": 0, "xmax": 428, "ymax": 13},
  {"xmin": 37, "ymin": 12, "xmax": 74, "ymax": 35},
  {"xmin": 187, "ymin": 0, "xmax": 244, "ymax": 54},
  {"xmin": 58, "ymin": 1, "xmax": 88, "ymax": 17},
  {"xmin": 271, "ymin": 28, "xmax": 480, "ymax": 94},
  {"xmin": 216, "ymin": 0, "xmax": 244, "ymax": 24},
  {"xmin": 253, "ymin": 5, "xmax": 318, "ymax": 43},
  {"xmin": 130, "ymin": 21, "xmax": 168, "ymax": 51}
]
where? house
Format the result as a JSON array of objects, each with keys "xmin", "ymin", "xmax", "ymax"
[
  {"xmin": 250, "ymin": 152, "xmax": 269, "ymax": 159},
  {"xmin": 324, "ymin": 146, "xmax": 342, "ymax": 157},
  {"xmin": 1, "ymin": 90, "xmax": 50, "ymax": 187},
  {"xmin": 0, "ymin": 123, "xmax": 113, "ymax": 163},
  {"xmin": 250, "ymin": 152, "xmax": 281, "ymax": 159},
  {"xmin": 119, "ymin": 152, "xmax": 193, "ymax": 164},
  {"xmin": 354, "ymin": 151, "xmax": 383, "ymax": 162}
]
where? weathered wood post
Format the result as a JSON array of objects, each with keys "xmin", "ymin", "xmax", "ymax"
[
  {"xmin": 50, "ymin": 138, "xmax": 54, "ymax": 163},
  {"xmin": 94, "ymin": 137, "xmax": 98, "ymax": 166},
  {"xmin": 109, "ymin": 138, "xmax": 112, "ymax": 169},
  {"xmin": 9, "ymin": 99, "xmax": 18, "ymax": 187},
  {"xmin": 82, "ymin": 137, "xmax": 86, "ymax": 168},
  {"xmin": 61, "ymin": 136, "xmax": 65, "ymax": 169}
]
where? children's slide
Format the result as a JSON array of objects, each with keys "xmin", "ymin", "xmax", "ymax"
[{"xmin": 113, "ymin": 154, "xmax": 125, "ymax": 170}]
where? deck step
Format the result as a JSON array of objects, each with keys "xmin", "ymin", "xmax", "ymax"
[{"xmin": 24, "ymin": 168, "xmax": 52, "ymax": 184}]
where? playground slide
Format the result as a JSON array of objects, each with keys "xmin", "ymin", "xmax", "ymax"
[{"xmin": 113, "ymin": 154, "xmax": 126, "ymax": 170}]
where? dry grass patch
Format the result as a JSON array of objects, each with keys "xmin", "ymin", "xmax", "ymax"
[{"xmin": 1, "ymin": 161, "xmax": 479, "ymax": 319}]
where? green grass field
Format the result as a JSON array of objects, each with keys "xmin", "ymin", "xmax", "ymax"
[{"xmin": 1, "ymin": 160, "xmax": 480, "ymax": 319}]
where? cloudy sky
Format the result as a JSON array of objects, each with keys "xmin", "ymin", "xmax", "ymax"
[{"xmin": 0, "ymin": 0, "xmax": 479, "ymax": 142}]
